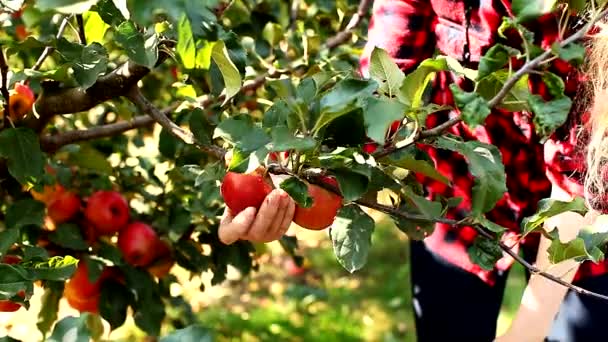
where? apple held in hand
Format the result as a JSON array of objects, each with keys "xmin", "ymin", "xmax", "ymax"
[
  {"xmin": 84, "ymin": 191, "xmax": 130, "ymax": 235},
  {"xmin": 220, "ymin": 168, "xmax": 273, "ymax": 214},
  {"xmin": 293, "ymin": 178, "xmax": 342, "ymax": 231},
  {"xmin": 117, "ymin": 222, "xmax": 160, "ymax": 267}
]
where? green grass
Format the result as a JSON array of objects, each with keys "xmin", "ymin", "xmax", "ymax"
[{"xmin": 196, "ymin": 218, "xmax": 527, "ymax": 341}]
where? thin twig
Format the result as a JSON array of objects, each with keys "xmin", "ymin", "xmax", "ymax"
[
  {"xmin": 374, "ymin": 8, "xmax": 608, "ymax": 159},
  {"xmin": 40, "ymin": 116, "xmax": 154, "ymax": 152},
  {"xmin": 0, "ymin": 47, "xmax": 10, "ymax": 127},
  {"xmin": 126, "ymin": 86, "xmax": 225, "ymax": 160},
  {"xmin": 325, "ymin": 0, "xmax": 373, "ymax": 49},
  {"xmin": 76, "ymin": 15, "xmax": 87, "ymax": 45},
  {"xmin": 32, "ymin": 16, "xmax": 70, "ymax": 71},
  {"xmin": 265, "ymin": 165, "xmax": 608, "ymax": 302}
]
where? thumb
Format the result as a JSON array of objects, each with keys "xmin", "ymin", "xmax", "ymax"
[{"xmin": 218, "ymin": 207, "xmax": 256, "ymax": 245}]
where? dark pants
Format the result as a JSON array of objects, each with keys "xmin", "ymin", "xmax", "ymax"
[{"xmin": 410, "ymin": 240, "xmax": 608, "ymax": 342}]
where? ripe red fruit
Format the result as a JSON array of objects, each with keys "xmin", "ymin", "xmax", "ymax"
[
  {"xmin": 147, "ymin": 240, "xmax": 174, "ymax": 278},
  {"xmin": 63, "ymin": 261, "xmax": 112, "ymax": 313},
  {"xmin": 221, "ymin": 169, "xmax": 273, "ymax": 214},
  {"xmin": 117, "ymin": 222, "xmax": 159, "ymax": 267},
  {"xmin": 1, "ymin": 83, "xmax": 35, "ymax": 121},
  {"xmin": 84, "ymin": 191, "xmax": 130, "ymax": 235},
  {"xmin": 47, "ymin": 191, "xmax": 81, "ymax": 224},
  {"xmin": 284, "ymin": 258, "xmax": 308, "ymax": 277},
  {"xmin": 0, "ymin": 298, "xmax": 22, "ymax": 312},
  {"xmin": 293, "ymin": 181, "xmax": 342, "ymax": 230}
]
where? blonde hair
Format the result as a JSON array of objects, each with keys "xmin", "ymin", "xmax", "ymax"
[{"xmin": 585, "ymin": 21, "xmax": 608, "ymax": 209}]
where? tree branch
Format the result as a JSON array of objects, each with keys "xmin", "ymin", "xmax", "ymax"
[
  {"xmin": 76, "ymin": 15, "xmax": 87, "ymax": 45},
  {"xmin": 0, "ymin": 46, "xmax": 10, "ymax": 128},
  {"xmin": 374, "ymin": 8, "xmax": 608, "ymax": 159},
  {"xmin": 32, "ymin": 16, "xmax": 70, "ymax": 71},
  {"xmin": 325, "ymin": 0, "xmax": 373, "ymax": 49},
  {"xmin": 40, "ymin": 115, "xmax": 154, "ymax": 152},
  {"xmin": 265, "ymin": 165, "xmax": 608, "ymax": 302},
  {"xmin": 126, "ymin": 86, "xmax": 225, "ymax": 160}
]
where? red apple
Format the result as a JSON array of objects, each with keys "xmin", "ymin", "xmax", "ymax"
[
  {"xmin": 117, "ymin": 222, "xmax": 159, "ymax": 267},
  {"xmin": 63, "ymin": 261, "xmax": 113, "ymax": 313},
  {"xmin": 146, "ymin": 240, "xmax": 174, "ymax": 278},
  {"xmin": 47, "ymin": 191, "xmax": 81, "ymax": 224},
  {"xmin": 84, "ymin": 191, "xmax": 130, "ymax": 235},
  {"xmin": 221, "ymin": 169, "xmax": 273, "ymax": 214},
  {"xmin": 284, "ymin": 258, "xmax": 308, "ymax": 277},
  {"xmin": 293, "ymin": 182, "xmax": 342, "ymax": 230}
]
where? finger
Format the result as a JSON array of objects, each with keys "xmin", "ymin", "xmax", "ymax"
[
  {"xmin": 271, "ymin": 195, "xmax": 295, "ymax": 240},
  {"xmin": 266, "ymin": 193, "xmax": 291, "ymax": 239},
  {"xmin": 244, "ymin": 190, "xmax": 284, "ymax": 242},
  {"xmin": 218, "ymin": 207, "xmax": 256, "ymax": 245},
  {"xmin": 220, "ymin": 206, "xmax": 234, "ymax": 226}
]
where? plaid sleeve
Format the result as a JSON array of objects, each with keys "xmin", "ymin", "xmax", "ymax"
[{"xmin": 360, "ymin": 0, "xmax": 436, "ymax": 77}]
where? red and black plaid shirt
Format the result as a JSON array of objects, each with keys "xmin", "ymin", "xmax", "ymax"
[{"xmin": 361, "ymin": 0, "xmax": 603, "ymax": 285}]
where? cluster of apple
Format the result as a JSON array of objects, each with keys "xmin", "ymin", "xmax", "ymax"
[
  {"xmin": 22, "ymin": 184, "xmax": 174, "ymax": 313},
  {"xmin": 0, "ymin": 83, "xmax": 35, "ymax": 122},
  {"xmin": 221, "ymin": 167, "xmax": 343, "ymax": 231}
]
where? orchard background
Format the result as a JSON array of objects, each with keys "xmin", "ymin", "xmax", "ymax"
[{"xmin": 0, "ymin": 0, "xmax": 607, "ymax": 341}]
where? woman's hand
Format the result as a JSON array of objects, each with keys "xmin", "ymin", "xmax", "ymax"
[{"xmin": 218, "ymin": 189, "xmax": 296, "ymax": 245}]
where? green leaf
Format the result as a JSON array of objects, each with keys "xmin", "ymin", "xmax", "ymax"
[
  {"xmin": 521, "ymin": 197, "xmax": 588, "ymax": 236},
  {"xmin": 48, "ymin": 224, "xmax": 89, "ymax": 251},
  {"xmin": 177, "ymin": 14, "xmax": 196, "ymax": 69},
  {"xmin": 384, "ymin": 154, "xmax": 450, "ymax": 185},
  {"xmin": 47, "ymin": 314, "xmax": 92, "ymax": 342},
  {"xmin": 99, "ymin": 280, "xmax": 133, "ymax": 330},
  {"xmin": 211, "ymin": 40, "xmax": 242, "ymax": 105},
  {"xmin": 332, "ymin": 169, "xmax": 369, "ymax": 202},
  {"xmin": 314, "ymin": 78, "xmax": 377, "ymax": 132},
  {"xmin": 369, "ymin": 47, "xmax": 405, "ymax": 98},
  {"xmin": 450, "ymin": 84, "xmax": 491, "ymax": 128},
  {"xmin": 160, "ymin": 325, "xmax": 214, "ymax": 342},
  {"xmin": 393, "ymin": 211, "xmax": 435, "ymax": 241},
  {"xmin": 280, "ymin": 177, "xmax": 313, "ymax": 208},
  {"xmin": 0, "ymin": 128, "xmax": 45, "ymax": 185},
  {"xmin": 24, "ymin": 256, "xmax": 78, "ymax": 281},
  {"xmin": 0, "ymin": 229, "xmax": 21, "ymax": 257},
  {"xmin": 468, "ymin": 236, "xmax": 503, "ymax": 270},
  {"xmin": 83, "ymin": 11, "xmax": 109, "ymax": 44},
  {"xmin": 93, "ymin": 0, "xmax": 127, "ymax": 26},
  {"xmin": 37, "ymin": 282, "xmax": 63, "ymax": 339},
  {"xmin": 115, "ymin": 21, "xmax": 158, "ymax": 68},
  {"xmin": 67, "ymin": 144, "xmax": 113, "ymax": 174},
  {"xmin": 188, "ymin": 108, "xmax": 213, "ymax": 145},
  {"xmin": 36, "ymin": 0, "xmax": 98, "ymax": 13},
  {"xmin": 435, "ymin": 137, "xmax": 507, "ymax": 216},
  {"xmin": 263, "ymin": 100, "xmax": 292, "ymax": 129},
  {"xmin": 267, "ymin": 126, "xmax": 316, "ymax": 152},
  {"xmin": 477, "ymin": 71, "xmax": 531, "ymax": 112},
  {"xmin": 123, "ymin": 266, "xmax": 165, "ymax": 336},
  {"xmin": 552, "ymin": 42, "xmax": 586, "ymax": 65},
  {"xmin": 403, "ymin": 189, "xmax": 443, "ymax": 219},
  {"xmin": 542, "ymin": 72, "xmax": 566, "ymax": 98},
  {"xmin": 56, "ymin": 39, "xmax": 109, "ymax": 88},
  {"xmin": 6, "ymin": 199, "xmax": 45, "ymax": 230},
  {"xmin": 528, "ymin": 95, "xmax": 572, "ymax": 140},
  {"xmin": 477, "ymin": 44, "xmax": 520, "ymax": 80},
  {"xmin": 512, "ymin": 0, "xmax": 557, "ymax": 23},
  {"xmin": 330, "ymin": 205, "xmax": 375, "ymax": 273},
  {"xmin": 399, "ymin": 58, "xmax": 448, "ymax": 107},
  {"xmin": 214, "ymin": 115, "xmax": 270, "ymax": 153},
  {"xmin": 476, "ymin": 217, "xmax": 507, "ymax": 233},
  {"xmin": 362, "ymin": 97, "xmax": 406, "ymax": 144},
  {"xmin": 0, "ymin": 264, "xmax": 31, "ymax": 299},
  {"xmin": 73, "ymin": 43, "xmax": 108, "ymax": 88}
]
